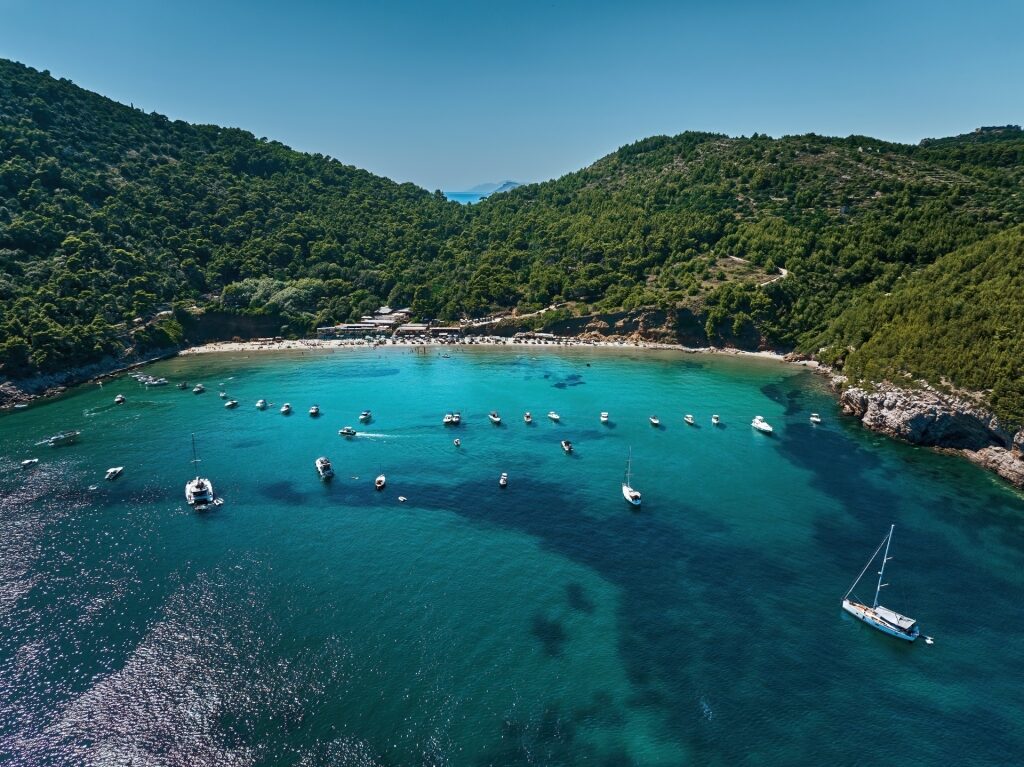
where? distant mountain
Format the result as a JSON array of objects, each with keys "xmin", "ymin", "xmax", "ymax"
[
  {"xmin": 491, "ymin": 180, "xmax": 521, "ymax": 195},
  {"xmin": 464, "ymin": 180, "xmax": 521, "ymax": 195}
]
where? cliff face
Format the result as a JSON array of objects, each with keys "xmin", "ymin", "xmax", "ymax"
[{"xmin": 838, "ymin": 381, "xmax": 1024, "ymax": 487}]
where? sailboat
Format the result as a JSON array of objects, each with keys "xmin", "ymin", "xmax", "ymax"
[
  {"xmin": 842, "ymin": 525, "xmax": 921, "ymax": 642},
  {"xmin": 184, "ymin": 434, "xmax": 216, "ymax": 510},
  {"xmin": 622, "ymin": 450, "xmax": 641, "ymax": 507}
]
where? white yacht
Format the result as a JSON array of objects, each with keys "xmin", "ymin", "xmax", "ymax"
[
  {"xmin": 751, "ymin": 415, "xmax": 773, "ymax": 434},
  {"xmin": 256, "ymin": 399, "xmax": 268, "ymax": 410},
  {"xmin": 548, "ymin": 411, "xmax": 561, "ymax": 422},
  {"xmin": 600, "ymin": 412, "xmax": 609, "ymax": 423},
  {"xmin": 315, "ymin": 456, "xmax": 335, "ymax": 480},
  {"xmin": 359, "ymin": 410, "xmax": 372, "ymax": 423},
  {"xmin": 684, "ymin": 414, "xmax": 695, "ymax": 426},
  {"xmin": 622, "ymin": 450, "xmax": 641, "ymax": 507},
  {"xmin": 193, "ymin": 384, "xmax": 205, "ymax": 394},
  {"xmin": 105, "ymin": 466, "xmax": 124, "ymax": 481},
  {"xmin": 810, "ymin": 413, "xmax": 822, "ymax": 424},
  {"xmin": 21, "ymin": 458, "xmax": 39, "ymax": 469},
  {"xmin": 224, "ymin": 399, "xmax": 238, "ymax": 409},
  {"xmin": 375, "ymin": 473, "xmax": 386, "ymax": 490},
  {"xmin": 443, "ymin": 413, "xmax": 454, "ymax": 425},
  {"xmin": 309, "ymin": 405, "xmax": 321, "ymax": 417},
  {"xmin": 712, "ymin": 414, "xmax": 720, "ymax": 426},
  {"xmin": 41, "ymin": 431, "xmax": 80, "ymax": 447},
  {"xmin": 561, "ymin": 439, "xmax": 573, "ymax": 454},
  {"xmin": 114, "ymin": 394, "xmax": 126, "ymax": 405},
  {"xmin": 339, "ymin": 426, "xmax": 357, "ymax": 437},
  {"xmin": 499, "ymin": 472, "xmax": 508, "ymax": 488},
  {"xmin": 842, "ymin": 525, "xmax": 921, "ymax": 642},
  {"xmin": 649, "ymin": 415, "xmax": 660, "ymax": 427},
  {"xmin": 523, "ymin": 412, "xmax": 533, "ymax": 424},
  {"xmin": 281, "ymin": 403, "xmax": 292, "ymax": 415},
  {"xmin": 185, "ymin": 434, "xmax": 215, "ymax": 509},
  {"xmin": 488, "ymin": 411, "xmax": 502, "ymax": 425}
]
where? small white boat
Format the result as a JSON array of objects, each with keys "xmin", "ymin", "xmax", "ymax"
[
  {"xmin": 548, "ymin": 411, "xmax": 560, "ymax": 422},
  {"xmin": 105, "ymin": 466, "xmax": 124, "ymax": 481},
  {"xmin": 255, "ymin": 399, "xmax": 268, "ymax": 410},
  {"xmin": 114, "ymin": 394, "xmax": 126, "ymax": 405},
  {"xmin": 359, "ymin": 410, "xmax": 372, "ymax": 422},
  {"xmin": 561, "ymin": 439, "xmax": 573, "ymax": 454},
  {"xmin": 20, "ymin": 458, "xmax": 39, "ymax": 469},
  {"xmin": 712, "ymin": 414, "xmax": 720, "ymax": 425},
  {"xmin": 315, "ymin": 456, "xmax": 335, "ymax": 480},
  {"xmin": 443, "ymin": 413, "xmax": 454, "ymax": 425},
  {"xmin": 224, "ymin": 399, "xmax": 239, "ymax": 409},
  {"xmin": 398, "ymin": 496, "xmax": 407, "ymax": 502},
  {"xmin": 185, "ymin": 434, "xmax": 215, "ymax": 509},
  {"xmin": 810, "ymin": 413, "xmax": 822, "ymax": 424},
  {"xmin": 649, "ymin": 415, "xmax": 660, "ymax": 427},
  {"xmin": 193, "ymin": 384, "xmax": 205, "ymax": 394},
  {"xmin": 177, "ymin": 381, "xmax": 188, "ymax": 390},
  {"xmin": 375, "ymin": 474, "xmax": 386, "ymax": 490},
  {"xmin": 622, "ymin": 450, "xmax": 641, "ymax": 507},
  {"xmin": 842, "ymin": 525, "xmax": 921, "ymax": 642},
  {"xmin": 499, "ymin": 472, "xmax": 508, "ymax": 487},
  {"xmin": 339, "ymin": 426, "xmax": 357, "ymax": 437},
  {"xmin": 488, "ymin": 411, "xmax": 502, "ymax": 425},
  {"xmin": 751, "ymin": 415, "xmax": 773, "ymax": 434},
  {"xmin": 219, "ymin": 391, "xmax": 227, "ymax": 399},
  {"xmin": 452, "ymin": 412, "xmax": 462, "ymax": 425},
  {"xmin": 453, "ymin": 438, "xmax": 461, "ymax": 447},
  {"xmin": 684, "ymin": 414, "xmax": 695, "ymax": 426},
  {"xmin": 281, "ymin": 403, "xmax": 292, "ymax": 415},
  {"xmin": 146, "ymin": 378, "xmax": 168, "ymax": 386},
  {"xmin": 523, "ymin": 412, "xmax": 532, "ymax": 424},
  {"xmin": 600, "ymin": 412, "xmax": 609, "ymax": 423},
  {"xmin": 309, "ymin": 405, "xmax": 320, "ymax": 417}
]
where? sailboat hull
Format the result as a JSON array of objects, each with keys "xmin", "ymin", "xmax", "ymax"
[{"xmin": 842, "ymin": 599, "xmax": 919, "ymax": 641}]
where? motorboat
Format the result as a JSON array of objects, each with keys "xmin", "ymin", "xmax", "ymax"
[
  {"xmin": 499, "ymin": 472, "xmax": 508, "ymax": 488},
  {"xmin": 622, "ymin": 450, "xmax": 641, "ymax": 507},
  {"xmin": 114, "ymin": 394, "xmax": 125, "ymax": 405},
  {"xmin": 309, "ymin": 405, "xmax": 321, "ymax": 417},
  {"xmin": 359, "ymin": 410, "xmax": 372, "ymax": 423},
  {"xmin": 281, "ymin": 403, "xmax": 292, "ymax": 415},
  {"xmin": 548, "ymin": 411, "xmax": 560, "ymax": 422},
  {"xmin": 561, "ymin": 440, "xmax": 573, "ymax": 454},
  {"xmin": 452, "ymin": 412, "xmax": 462, "ymax": 425},
  {"xmin": 751, "ymin": 415, "xmax": 774, "ymax": 434},
  {"xmin": 315, "ymin": 456, "xmax": 335, "ymax": 480},
  {"xmin": 600, "ymin": 412, "xmax": 609, "ymax": 423},
  {"xmin": 41, "ymin": 431, "xmax": 80, "ymax": 447},
  {"xmin": 684, "ymin": 414, "xmax": 695, "ymax": 426},
  {"xmin": 712, "ymin": 414, "xmax": 720, "ymax": 425},
  {"xmin": 443, "ymin": 413, "xmax": 454, "ymax": 425},
  {"xmin": 375, "ymin": 474, "xmax": 386, "ymax": 490},
  {"xmin": 255, "ymin": 399, "xmax": 268, "ymax": 410},
  {"xmin": 810, "ymin": 413, "xmax": 822, "ymax": 424},
  {"xmin": 453, "ymin": 438, "xmax": 461, "ymax": 447},
  {"xmin": 185, "ymin": 434, "xmax": 215, "ymax": 509},
  {"xmin": 105, "ymin": 466, "xmax": 124, "ymax": 481},
  {"xmin": 219, "ymin": 391, "xmax": 227, "ymax": 399},
  {"xmin": 146, "ymin": 378, "xmax": 168, "ymax": 386},
  {"xmin": 224, "ymin": 399, "xmax": 239, "ymax": 409},
  {"xmin": 193, "ymin": 384, "xmax": 205, "ymax": 394},
  {"xmin": 339, "ymin": 426, "xmax": 357, "ymax": 437},
  {"xmin": 842, "ymin": 525, "xmax": 922, "ymax": 642},
  {"xmin": 177, "ymin": 382, "xmax": 188, "ymax": 390},
  {"xmin": 488, "ymin": 411, "xmax": 502, "ymax": 425},
  {"xmin": 20, "ymin": 458, "xmax": 39, "ymax": 469},
  {"xmin": 523, "ymin": 412, "xmax": 532, "ymax": 424},
  {"xmin": 649, "ymin": 415, "xmax": 660, "ymax": 427}
]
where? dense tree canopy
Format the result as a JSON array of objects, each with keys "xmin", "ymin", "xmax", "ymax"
[{"xmin": 1, "ymin": 59, "xmax": 1023, "ymax": 419}]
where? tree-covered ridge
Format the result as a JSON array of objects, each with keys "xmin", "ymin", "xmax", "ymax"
[{"xmin": 2, "ymin": 58, "xmax": 1024, "ymax": 421}]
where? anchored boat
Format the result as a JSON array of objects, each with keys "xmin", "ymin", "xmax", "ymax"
[
  {"xmin": 842, "ymin": 524, "xmax": 921, "ymax": 642},
  {"xmin": 622, "ymin": 450, "xmax": 641, "ymax": 507}
]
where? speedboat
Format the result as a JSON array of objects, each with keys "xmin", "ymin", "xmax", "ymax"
[
  {"xmin": 523, "ymin": 412, "xmax": 532, "ymax": 424},
  {"xmin": 20, "ymin": 458, "xmax": 39, "ymax": 469},
  {"xmin": 339, "ymin": 426, "xmax": 357, "ymax": 437},
  {"xmin": 315, "ymin": 456, "xmax": 335, "ymax": 480},
  {"xmin": 114, "ymin": 394, "xmax": 125, "ymax": 405},
  {"xmin": 488, "ymin": 411, "xmax": 502, "ymax": 425},
  {"xmin": 105, "ymin": 466, "xmax": 124, "ymax": 481},
  {"xmin": 810, "ymin": 413, "xmax": 822, "ymax": 424},
  {"xmin": 255, "ymin": 399, "xmax": 268, "ymax": 410},
  {"xmin": 43, "ymin": 431, "xmax": 80, "ymax": 447},
  {"xmin": 751, "ymin": 415, "xmax": 773, "ymax": 434},
  {"xmin": 548, "ymin": 411, "xmax": 560, "ymax": 422},
  {"xmin": 452, "ymin": 412, "xmax": 462, "ymax": 425},
  {"xmin": 309, "ymin": 405, "xmax": 321, "ymax": 417},
  {"xmin": 443, "ymin": 413, "xmax": 454, "ymax": 425},
  {"xmin": 185, "ymin": 434, "xmax": 215, "ymax": 509},
  {"xmin": 561, "ymin": 440, "xmax": 573, "ymax": 454},
  {"xmin": 622, "ymin": 451, "xmax": 641, "ymax": 507},
  {"xmin": 712, "ymin": 414, "xmax": 720, "ymax": 425},
  {"xmin": 375, "ymin": 474, "xmax": 386, "ymax": 490},
  {"xmin": 600, "ymin": 412, "xmax": 609, "ymax": 423},
  {"xmin": 224, "ymin": 399, "xmax": 239, "ymax": 409},
  {"xmin": 359, "ymin": 410, "xmax": 372, "ymax": 423},
  {"xmin": 684, "ymin": 414, "xmax": 695, "ymax": 426},
  {"xmin": 281, "ymin": 403, "xmax": 292, "ymax": 415},
  {"xmin": 649, "ymin": 415, "xmax": 660, "ymax": 427},
  {"xmin": 499, "ymin": 472, "xmax": 508, "ymax": 488},
  {"xmin": 193, "ymin": 384, "xmax": 205, "ymax": 394}
]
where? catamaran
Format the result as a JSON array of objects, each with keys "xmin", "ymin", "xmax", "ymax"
[
  {"xmin": 842, "ymin": 524, "xmax": 921, "ymax": 642},
  {"xmin": 184, "ymin": 434, "xmax": 215, "ymax": 510},
  {"xmin": 622, "ymin": 450, "xmax": 641, "ymax": 507}
]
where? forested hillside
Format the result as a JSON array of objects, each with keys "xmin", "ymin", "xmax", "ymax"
[{"xmin": 2, "ymin": 59, "xmax": 1023, "ymax": 419}]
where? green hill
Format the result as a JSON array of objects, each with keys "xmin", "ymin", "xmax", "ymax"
[{"xmin": 2, "ymin": 58, "xmax": 1024, "ymax": 420}]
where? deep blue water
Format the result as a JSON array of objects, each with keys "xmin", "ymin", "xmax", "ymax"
[{"xmin": 1, "ymin": 347, "xmax": 1022, "ymax": 765}]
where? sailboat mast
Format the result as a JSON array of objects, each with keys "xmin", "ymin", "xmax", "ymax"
[
  {"xmin": 873, "ymin": 524, "xmax": 894, "ymax": 608},
  {"xmin": 191, "ymin": 433, "xmax": 200, "ymax": 467}
]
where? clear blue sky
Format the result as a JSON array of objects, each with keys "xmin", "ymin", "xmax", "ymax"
[{"xmin": 1, "ymin": 0, "xmax": 1021, "ymax": 190}]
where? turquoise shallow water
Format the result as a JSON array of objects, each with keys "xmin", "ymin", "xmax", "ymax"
[{"xmin": 1, "ymin": 346, "xmax": 1023, "ymax": 765}]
